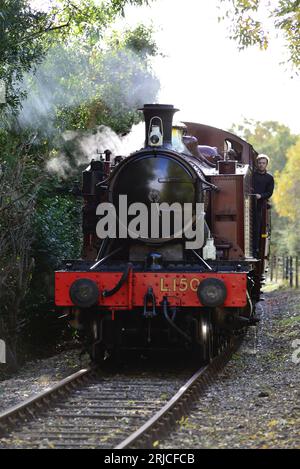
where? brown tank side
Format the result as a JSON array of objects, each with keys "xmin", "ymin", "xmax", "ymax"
[{"xmin": 208, "ymin": 166, "xmax": 253, "ymax": 261}]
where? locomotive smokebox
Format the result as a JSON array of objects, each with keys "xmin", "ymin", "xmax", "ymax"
[{"xmin": 140, "ymin": 104, "xmax": 179, "ymax": 148}]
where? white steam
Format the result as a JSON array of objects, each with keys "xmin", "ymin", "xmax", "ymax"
[
  {"xmin": 78, "ymin": 123, "xmax": 145, "ymax": 158},
  {"xmin": 46, "ymin": 122, "xmax": 145, "ymax": 178},
  {"xmin": 17, "ymin": 44, "xmax": 158, "ymax": 178},
  {"xmin": 46, "ymin": 153, "xmax": 72, "ymax": 179},
  {"xmin": 17, "ymin": 45, "xmax": 159, "ymax": 134}
]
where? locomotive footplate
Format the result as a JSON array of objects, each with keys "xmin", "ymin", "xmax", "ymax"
[{"xmin": 55, "ymin": 270, "xmax": 247, "ymax": 308}]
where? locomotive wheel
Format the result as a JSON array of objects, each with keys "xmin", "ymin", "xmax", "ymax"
[
  {"xmin": 90, "ymin": 343, "xmax": 105, "ymax": 363},
  {"xmin": 199, "ymin": 316, "xmax": 214, "ymax": 363},
  {"xmin": 217, "ymin": 333, "xmax": 228, "ymax": 355},
  {"xmin": 88, "ymin": 320, "xmax": 105, "ymax": 363}
]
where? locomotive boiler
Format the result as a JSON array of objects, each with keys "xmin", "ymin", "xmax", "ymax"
[{"xmin": 55, "ymin": 104, "xmax": 270, "ymax": 362}]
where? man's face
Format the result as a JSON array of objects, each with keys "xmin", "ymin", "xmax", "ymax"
[{"xmin": 257, "ymin": 158, "xmax": 268, "ymax": 172}]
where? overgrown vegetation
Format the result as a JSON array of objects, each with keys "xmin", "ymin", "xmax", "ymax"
[{"xmin": 0, "ymin": 0, "xmax": 159, "ymax": 369}]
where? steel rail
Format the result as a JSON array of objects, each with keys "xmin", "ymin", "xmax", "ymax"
[
  {"xmin": 0, "ymin": 336, "xmax": 242, "ymax": 449},
  {"xmin": 0, "ymin": 367, "xmax": 92, "ymax": 433},
  {"xmin": 115, "ymin": 338, "xmax": 241, "ymax": 449}
]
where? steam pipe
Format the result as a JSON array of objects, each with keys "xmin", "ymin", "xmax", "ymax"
[{"xmin": 162, "ymin": 297, "xmax": 192, "ymax": 343}]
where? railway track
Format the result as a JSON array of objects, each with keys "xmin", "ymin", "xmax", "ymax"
[{"xmin": 0, "ymin": 338, "xmax": 241, "ymax": 449}]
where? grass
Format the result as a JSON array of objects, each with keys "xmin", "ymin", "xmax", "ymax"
[
  {"xmin": 277, "ymin": 315, "xmax": 300, "ymax": 327},
  {"xmin": 262, "ymin": 281, "xmax": 290, "ymax": 293}
]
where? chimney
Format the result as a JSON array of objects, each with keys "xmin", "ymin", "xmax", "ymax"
[{"xmin": 139, "ymin": 104, "xmax": 179, "ymax": 148}]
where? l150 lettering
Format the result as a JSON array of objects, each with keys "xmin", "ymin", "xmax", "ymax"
[{"xmin": 160, "ymin": 277, "xmax": 200, "ymax": 292}]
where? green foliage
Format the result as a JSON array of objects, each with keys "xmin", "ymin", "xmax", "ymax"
[
  {"xmin": 34, "ymin": 195, "xmax": 81, "ymax": 268},
  {"xmin": 273, "ymin": 137, "xmax": 300, "ymax": 223},
  {"xmin": 0, "ymin": 0, "xmax": 154, "ymax": 118},
  {"xmin": 22, "ymin": 193, "xmax": 82, "ymax": 355},
  {"xmin": 231, "ymin": 119, "xmax": 297, "ymax": 173},
  {"xmin": 0, "ymin": 137, "xmax": 42, "ymax": 368},
  {"xmin": 108, "ymin": 23, "xmax": 159, "ymax": 58},
  {"xmin": 219, "ymin": 0, "xmax": 300, "ymax": 68},
  {"xmin": 1, "ymin": 0, "xmax": 159, "ymax": 140},
  {"xmin": 0, "ymin": 0, "xmax": 47, "ymax": 113},
  {"xmin": 47, "ymin": 0, "xmax": 152, "ymax": 45},
  {"xmin": 0, "ymin": 0, "xmax": 158, "ymax": 364},
  {"xmin": 17, "ymin": 23, "xmax": 160, "ymax": 136}
]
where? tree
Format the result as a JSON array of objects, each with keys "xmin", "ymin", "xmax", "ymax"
[
  {"xmin": 0, "ymin": 0, "xmax": 47, "ymax": 112},
  {"xmin": 231, "ymin": 119, "xmax": 297, "ymax": 173},
  {"xmin": 273, "ymin": 137, "xmax": 300, "ymax": 222},
  {"xmin": 15, "ymin": 23, "xmax": 160, "ymax": 138},
  {"xmin": 45, "ymin": 0, "xmax": 151, "ymax": 45},
  {"xmin": 0, "ymin": 0, "xmax": 152, "ymax": 117},
  {"xmin": 219, "ymin": 0, "xmax": 300, "ymax": 68},
  {"xmin": 272, "ymin": 137, "xmax": 300, "ymax": 254},
  {"xmin": 0, "ymin": 137, "xmax": 42, "ymax": 369},
  {"xmin": 0, "ymin": 0, "xmax": 157, "ymax": 367}
]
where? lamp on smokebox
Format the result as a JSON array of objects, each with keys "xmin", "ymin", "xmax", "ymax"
[
  {"xmin": 139, "ymin": 104, "xmax": 179, "ymax": 149},
  {"xmin": 148, "ymin": 117, "xmax": 163, "ymax": 147}
]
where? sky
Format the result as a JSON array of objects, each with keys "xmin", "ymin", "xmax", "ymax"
[{"xmin": 114, "ymin": 0, "xmax": 300, "ymax": 134}]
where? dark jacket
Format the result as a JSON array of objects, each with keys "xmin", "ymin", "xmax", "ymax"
[{"xmin": 253, "ymin": 171, "xmax": 274, "ymax": 200}]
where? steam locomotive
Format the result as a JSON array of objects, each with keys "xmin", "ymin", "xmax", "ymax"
[{"xmin": 55, "ymin": 104, "xmax": 270, "ymax": 362}]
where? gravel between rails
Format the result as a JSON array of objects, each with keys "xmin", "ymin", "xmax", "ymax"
[
  {"xmin": 159, "ymin": 288, "xmax": 300, "ymax": 449},
  {"xmin": 0, "ymin": 370, "xmax": 192, "ymax": 449}
]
